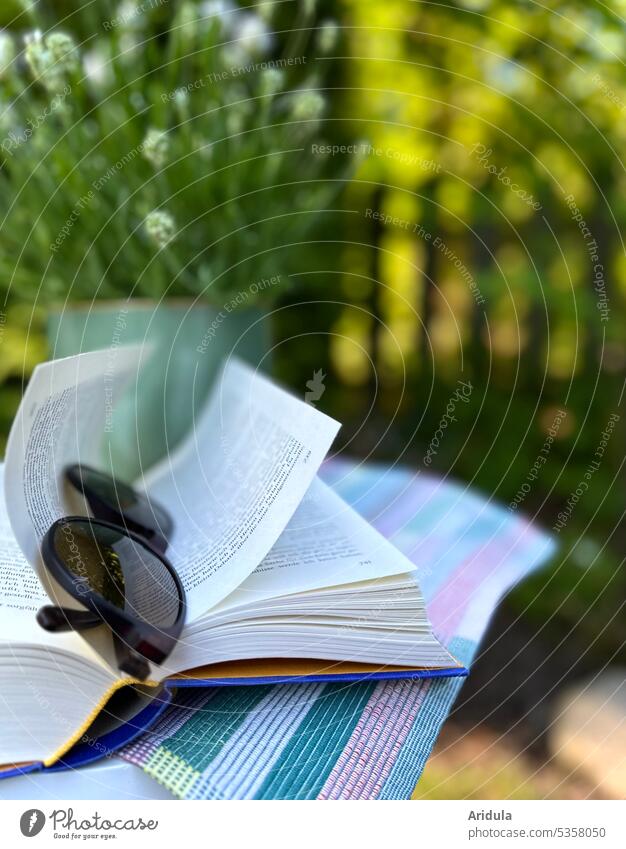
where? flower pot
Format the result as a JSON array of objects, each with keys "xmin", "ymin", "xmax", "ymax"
[{"xmin": 47, "ymin": 300, "xmax": 271, "ymax": 480}]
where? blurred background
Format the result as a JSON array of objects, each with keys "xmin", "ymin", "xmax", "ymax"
[{"xmin": 0, "ymin": 0, "xmax": 624, "ymax": 798}]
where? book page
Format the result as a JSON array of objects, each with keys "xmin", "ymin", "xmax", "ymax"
[
  {"xmin": 214, "ymin": 477, "xmax": 422, "ymax": 612},
  {"xmin": 0, "ymin": 463, "xmax": 120, "ymax": 668},
  {"xmin": 0, "ymin": 464, "xmax": 48, "ymax": 625},
  {"xmin": 4, "ymin": 346, "xmax": 144, "ymax": 569},
  {"xmin": 144, "ymin": 359, "xmax": 341, "ymax": 620}
]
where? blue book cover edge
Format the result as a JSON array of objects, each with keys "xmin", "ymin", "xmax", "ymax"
[{"xmin": 0, "ymin": 666, "xmax": 468, "ymax": 779}]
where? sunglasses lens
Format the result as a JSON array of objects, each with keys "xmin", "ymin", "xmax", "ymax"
[
  {"xmin": 66, "ymin": 465, "xmax": 172, "ymax": 547},
  {"xmin": 74, "ymin": 465, "xmax": 138, "ymax": 509},
  {"xmin": 51, "ymin": 519, "xmax": 181, "ymax": 628}
]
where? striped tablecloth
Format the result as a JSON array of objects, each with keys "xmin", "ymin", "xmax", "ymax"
[{"xmin": 119, "ymin": 459, "xmax": 555, "ymax": 799}]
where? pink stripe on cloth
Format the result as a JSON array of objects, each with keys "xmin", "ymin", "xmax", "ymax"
[
  {"xmin": 427, "ymin": 528, "xmax": 527, "ymax": 641},
  {"xmin": 317, "ymin": 679, "xmax": 431, "ymax": 800}
]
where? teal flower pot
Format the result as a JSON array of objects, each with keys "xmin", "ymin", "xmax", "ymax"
[{"xmin": 47, "ymin": 300, "xmax": 271, "ymax": 480}]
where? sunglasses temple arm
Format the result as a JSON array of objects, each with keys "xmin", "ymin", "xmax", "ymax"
[
  {"xmin": 37, "ymin": 605, "xmax": 102, "ymax": 633},
  {"xmin": 36, "ymin": 607, "xmax": 152, "ymax": 680}
]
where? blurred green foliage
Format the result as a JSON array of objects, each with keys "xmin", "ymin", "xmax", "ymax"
[
  {"xmin": 275, "ymin": 0, "xmax": 626, "ymax": 664},
  {"xmin": 0, "ymin": 1, "xmax": 624, "ymax": 664}
]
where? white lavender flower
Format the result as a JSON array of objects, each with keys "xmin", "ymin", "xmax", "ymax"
[
  {"xmin": 83, "ymin": 45, "xmax": 113, "ymax": 87},
  {"xmin": 46, "ymin": 33, "xmax": 79, "ymax": 74},
  {"xmin": 24, "ymin": 30, "xmax": 48, "ymax": 79},
  {"xmin": 145, "ymin": 210, "xmax": 176, "ymax": 249},
  {"xmin": 173, "ymin": 87, "xmax": 189, "ymax": 107},
  {"xmin": 116, "ymin": 1, "xmax": 144, "ymax": 31},
  {"xmin": 290, "ymin": 90, "xmax": 325, "ymax": 122},
  {"xmin": 317, "ymin": 20, "xmax": 340, "ymax": 54},
  {"xmin": 199, "ymin": 0, "xmax": 237, "ymax": 30},
  {"xmin": 233, "ymin": 12, "xmax": 272, "ymax": 56},
  {"xmin": 24, "ymin": 30, "xmax": 78, "ymax": 91},
  {"xmin": 142, "ymin": 128, "xmax": 169, "ymax": 169}
]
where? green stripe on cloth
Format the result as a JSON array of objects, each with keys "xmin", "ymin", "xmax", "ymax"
[
  {"xmin": 256, "ymin": 682, "xmax": 376, "ymax": 800},
  {"xmin": 159, "ymin": 686, "xmax": 272, "ymax": 772}
]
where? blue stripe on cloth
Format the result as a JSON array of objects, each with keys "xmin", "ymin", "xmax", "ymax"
[
  {"xmin": 255, "ymin": 682, "xmax": 376, "ymax": 800},
  {"xmin": 185, "ymin": 683, "xmax": 325, "ymax": 800},
  {"xmin": 163, "ymin": 686, "xmax": 272, "ymax": 771},
  {"xmin": 378, "ymin": 636, "xmax": 475, "ymax": 800}
]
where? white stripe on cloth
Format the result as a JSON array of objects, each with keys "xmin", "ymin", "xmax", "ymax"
[{"xmin": 186, "ymin": 683, "xmax": 325, "ymax": 800}]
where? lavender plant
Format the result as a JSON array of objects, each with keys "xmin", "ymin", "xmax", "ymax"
[{"xmin": 0, "ymin": 1, "xmax": 343, "ymax": 305}]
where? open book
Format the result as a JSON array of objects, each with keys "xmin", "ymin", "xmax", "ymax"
[{"xmin": 0, "ymin": 347, "xmax": 463, "ymax": 775}]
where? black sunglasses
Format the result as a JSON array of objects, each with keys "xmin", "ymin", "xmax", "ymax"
[{"xmin": 36, "ymin": 464, "xmax": 185, "ymax": 681}]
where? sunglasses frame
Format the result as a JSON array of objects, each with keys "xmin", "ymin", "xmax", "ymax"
[
  {"xmin": 40, "ymin": 516, "xmax": 186, "ymax": 680},
  {"xmin": 65, "ymin": 463, "xmax": 172, "ymax": 554}
]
